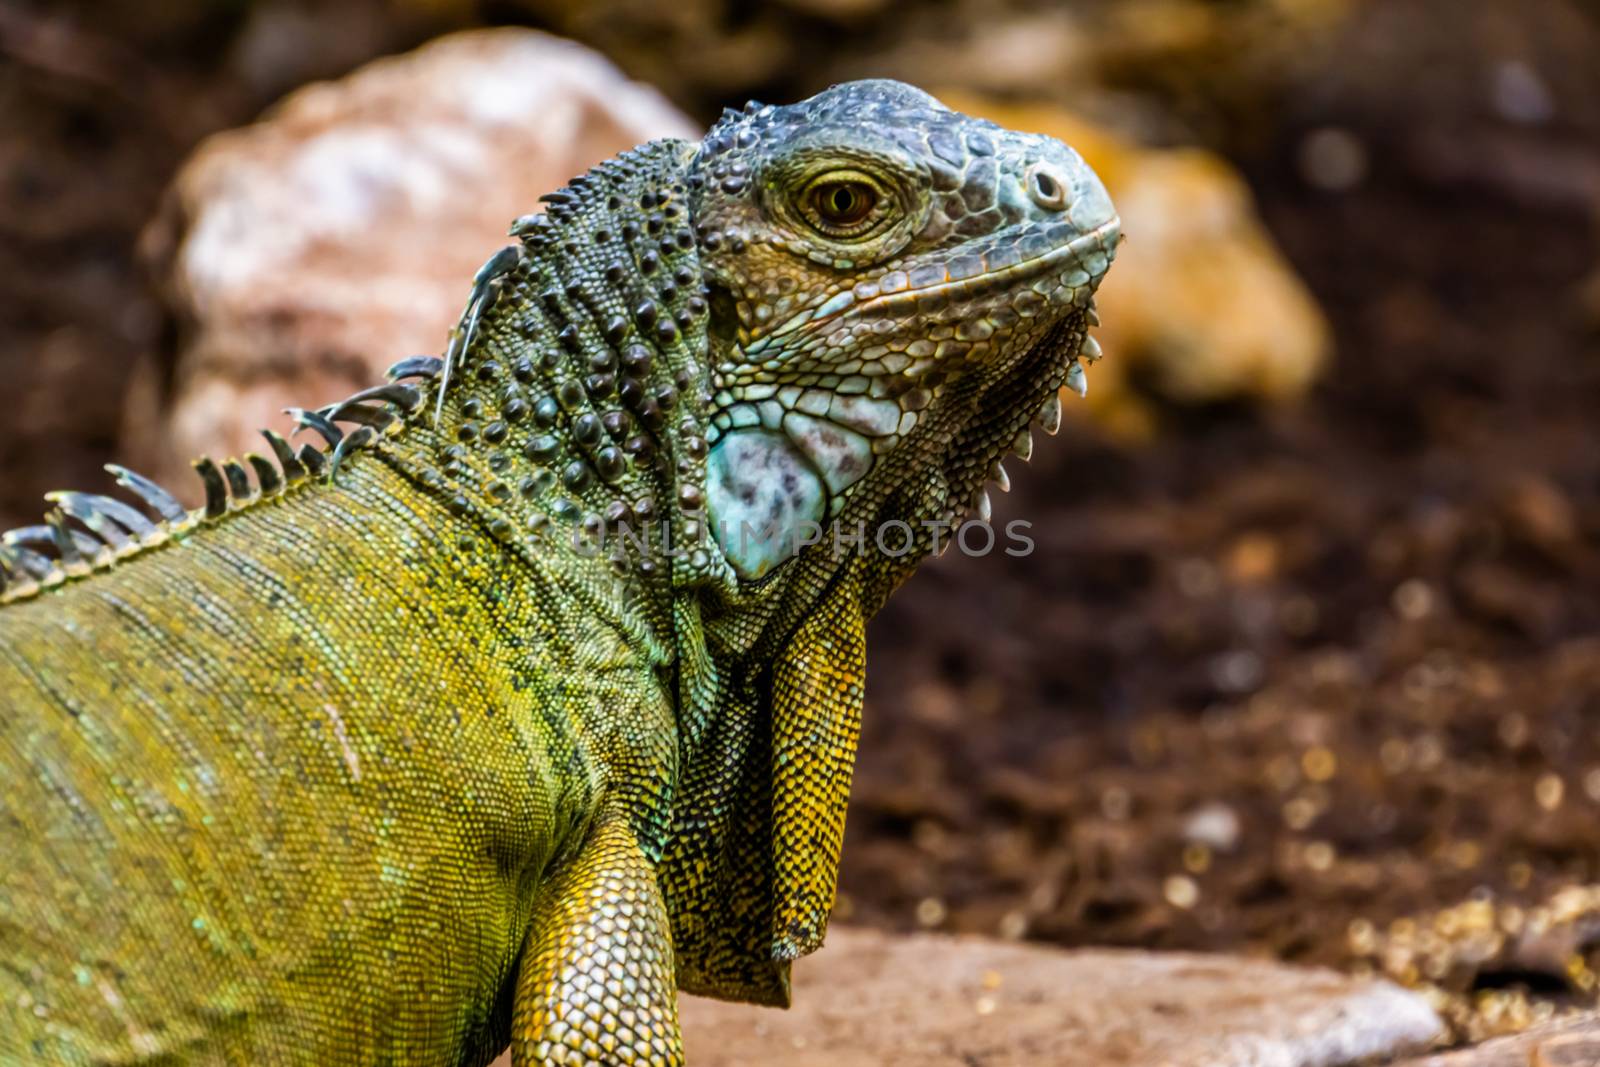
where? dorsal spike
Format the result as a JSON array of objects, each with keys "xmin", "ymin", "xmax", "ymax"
[
  {"xmin": 509, "ymin": 213, "xmax": 543, "ymax": 238},
  {"xmin": 47, "ymin": 491, "xmax": 157, "ymax": 540},
  {"xmin": 246, "ymin": 453, "xmax": 283, "ymax": 497},
  {"xmin": 297, "ymin": 444, "xmax": 328, "ymax": 479},
  {"xmin": 105, "ymin": 464, "xmax": 186, "ymax": 523},
  {"xmin": 0, "ymin": 542, "xmax": 52, "ymax": 599},
  {"xmin": 320, "ymin": 401, "xmax": 398, "ymax": 433},
  {"xmin": 431, "ymin": 247, "xmax": 516, "ymax": 427},
  {"xmin": 386, "ymin": 355, "xmax": 444, "ymax": 381},
  {"xmin": 0, "ymin": 526, "xmax": 72, "ymax": 588},
  {"xmin": 473, "ymin": 244, "xmax": 522, "ymax": 287},
  {"xmin": 43, "ymin": 511, "xmax": 81, "ymax": 563},
  {"xmin": 287, "ymin": 408, "xmax": 343, "ymax": 447},
  {"xmin": 192, "ymin": 457, "xmax": 229, "ymax": 519},
  {"xmin": 2, "ymin": 526, "xmax": 56, "ymax": 551},
  {"xmin": 329, "ymin": 381, "xmax": 423, "ymax": 415},
  {"xmin": 45, "ymin": 508, "xmax": 100, "ymax": 573},
  {"xmin": 47, "ymin": 495, "xmax": 132, "ymax": 554},
  {"xmin": 222, "ymin": 459, "xmax": 254, "ymax": 504},
  {"xmin": 434, "ymin": 286, "xmax": 497, "ymax": 426},
  {"xmin": 433, "ymin": 334, "xmax": 462, "ymax": 427},
  {"xmin": 327, "ymin": 425, "xmax": 377, "ymax": 482},
  {"xmin": 3, "ymin": 541, "xmax": 55, "ymax": 578},
  {"xmin": 260, "ymin": 429, "xmax": 307, "ymax": 484},
  {"xmin": 0, "ymin": 543, "xmax": 40, "ymax": 598}
]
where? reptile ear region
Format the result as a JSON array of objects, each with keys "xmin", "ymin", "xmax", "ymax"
[{"xmin": 1026, "ymin": 162, "xmax": 1072, "ymax": 211}]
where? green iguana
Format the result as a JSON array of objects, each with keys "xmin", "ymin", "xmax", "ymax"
[{"xmin": 0, "ymin": 80, "xmax": 1119, "ymax": 1066}]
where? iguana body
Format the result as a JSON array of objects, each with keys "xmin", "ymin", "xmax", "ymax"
[{"xmin": 0, "ymin": 81, "xmax": 1118, "ymax": 1065}]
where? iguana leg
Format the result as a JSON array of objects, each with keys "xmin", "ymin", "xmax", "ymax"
[{"xmin": 511, "ymin": 814, "xmax": 683, "ymax": 1067}]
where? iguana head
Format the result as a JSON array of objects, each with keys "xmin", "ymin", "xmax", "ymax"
[{"xmin": 687, "ymin": 80, "xmax": 1120, "ymax": 583}]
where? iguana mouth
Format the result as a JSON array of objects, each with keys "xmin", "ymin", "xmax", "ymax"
[
  {"xmin": 828, "ymin": 217, "xmax": 1119, "ymax": 322},
  {"xmin": 743, "ymin": 217, "xmax": 1121, "ymax": 354}
]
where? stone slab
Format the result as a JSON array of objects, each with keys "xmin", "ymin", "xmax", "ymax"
[
  {"xmin": 676, "ymin": 927, "xmax": 1441, "ymax": 1067},
  {"xmin": 1402, "ymin": 1016, "xmax": 1600, "ymax": 1067}
]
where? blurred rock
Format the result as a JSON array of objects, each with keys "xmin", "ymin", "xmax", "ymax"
[
  {"xmin": 135, "ymin": 28, "xmax": 696, "ymax": 492},
  {"xmin": 1402, "ymin": 1015, "xmax": 1600, "ymax": 1066},
  {"xmin": 675, "ymin": 926, "xmax": 1441, "ymax": 1067},
  {"xmin": 944, "ymin": 95, "xmax": 1332, "ymax": 438}
]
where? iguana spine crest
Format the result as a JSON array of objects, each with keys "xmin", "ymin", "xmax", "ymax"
[{"xmin": 0, "ymin": 359, "xmax": 444, "ymax": 605}]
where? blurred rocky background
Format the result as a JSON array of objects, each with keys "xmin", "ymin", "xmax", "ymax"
[{"xmin": 4, "ymin": 0, "xmax": 1600, "ymax": 1052}]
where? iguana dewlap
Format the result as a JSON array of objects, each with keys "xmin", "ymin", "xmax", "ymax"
[{"xmin": 0, "ymin": 80, "xmax": 1118, "ymax": 1066}]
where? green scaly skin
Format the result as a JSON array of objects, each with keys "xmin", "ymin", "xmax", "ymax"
[{"xmin": 0, "ymin": 80, "xmax": 1118, "ymax": 1065}]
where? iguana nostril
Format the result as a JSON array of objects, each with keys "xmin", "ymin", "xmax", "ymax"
[{"xmin": 1027, "ymin": 163, "xmax": 1070, "ymax": 211}]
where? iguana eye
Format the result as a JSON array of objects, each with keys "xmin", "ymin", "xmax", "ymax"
[
  {"xmin": 812, "ymin": 181, "xmax": 874, "ymax": 224},
  {"xmin": 800, "ymin": 174, "xmax": 883, "ymax": 237}
]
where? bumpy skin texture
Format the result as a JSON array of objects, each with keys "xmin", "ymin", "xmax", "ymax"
[{"xmin": 0, "ymin": 80, "xmax": 1117, "ymax": 1065}]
